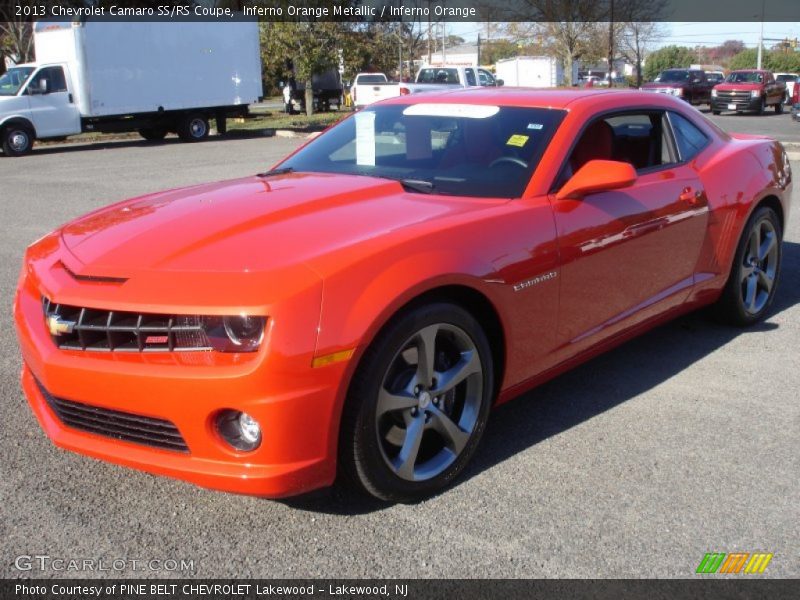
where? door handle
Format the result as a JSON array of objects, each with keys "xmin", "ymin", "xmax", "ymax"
[
  {"xmin": 679, "ymin": 187, "xmax": 703, "ymax": 205},
  {"xmin": 68, "ymin": 93, "xmax": 73, "ymax": 104}
]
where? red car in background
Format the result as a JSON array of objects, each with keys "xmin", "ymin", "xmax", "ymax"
[
  {"xmin": 14, "ymin": 89, "xmax": 792, "ymax": 502},
  {"xmin": 711, "ymin": 69, "xmax": 787, "ymax": 115}
]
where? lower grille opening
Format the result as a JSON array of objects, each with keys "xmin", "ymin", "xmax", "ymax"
[{"xmin": 35, "ymin": 378, "xmax": 189, "ymax": 453}]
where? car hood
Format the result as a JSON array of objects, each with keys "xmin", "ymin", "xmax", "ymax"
[
  {"xmin": 58, "ymin": 172, "xmax": 500, "ymax": 277},
  {"xmin": 714, "ymin": 83, "xmax": 763, "ymax": 91},
  {"xmin": 642, "ymin": 82, "xmax": 685, "ymax": 89}
]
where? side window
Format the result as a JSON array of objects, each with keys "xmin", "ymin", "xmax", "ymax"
[
  {"xmin": 29, "ymin": 67, "xmax": 67, "ymax": 93},
  {"xmin": 465, "ymin": 69, "xmax": 477, "ymax": 87},
  {"xmin": 565, "ymin": 111, "xmax": 675, "ymax": 181},
  {"xmin": 478, "ymin": 69, "xmax": 495, "ymax": 86},
  {"xmin": 668, "ymin": 112, "xmax": 709, "ymax": 162}
]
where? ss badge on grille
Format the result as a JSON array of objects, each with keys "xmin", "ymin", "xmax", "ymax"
[{"xmin": 47, "ymin": 314, "xmax": 76, "ymax": 336}]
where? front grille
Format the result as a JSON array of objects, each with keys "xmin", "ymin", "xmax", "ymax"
[
  {"xmin": 715, "ymin": 90, "xmax": 753, "ymax": 105},
  {"xmin": 42, "ymin": 297, "xmax": 212, "ymax": 352},
  {"xmin": 36, "ymin": 378, "xmax": 189, "ymax": 452}
]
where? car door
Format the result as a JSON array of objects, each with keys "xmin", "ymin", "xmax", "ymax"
[
  {"xmin": 25, "ymin": 66, "xmax": 81, "ymax": 138},
  {"xmin": 549, "ymin": 110, "xmax": 709, "ymax": 354}
]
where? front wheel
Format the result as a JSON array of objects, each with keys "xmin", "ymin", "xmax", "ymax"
[
  {"xmin": 713, "ymin": 206, "xmax": 782, "ymax": 325},
  {"xmin": 176, "ymin": 114, "xmax": 209, "ymax": 142},
  {"xmin": 340, "ymin": 303, "xmax": 494, "ymax": 502},
  {"xmin": 758, "ymin": 97, "xmax": 766, "ymax": 115},
  {"xmin": 775, "ymin": 101, "xmax": 783, "ymax": 114},
  {"xmin": 2, "ymin": 125, "xmax": 34, "ymax": 156}
]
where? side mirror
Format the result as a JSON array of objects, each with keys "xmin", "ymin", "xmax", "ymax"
[
  {"xmin": 556, "ymin": 160, "xmax": 637, "ymax": 200},
  {"xmin": 496, "ymin": 79, "xmax": 504, "ymax": 87}
]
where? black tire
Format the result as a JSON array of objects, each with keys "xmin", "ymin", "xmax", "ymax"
[
  {"xmin": 340, "ymin": 302, "xmax": 494, "ymax": 502},
  {"xmin": 138, "ymin": 127, "xmax": 167, "ymax": 142},
  {"xmin": 713, "ymin": 205, "xmax": 782, "ymax": 326},
  {"xmin": 775, "ymin": 101, "xmax": 783, "ymax": 114},
  {"xmin": 712, "ymin": 110, "xmax": 721, "ymax": 116},
  {"xmin": 758, "ymin": 97, "xmax": 766, "ymax": 115},
  {"xmin": 2, "ymin": 125, "xmax": 34, "ymax": 156},
  {"xmin": 176, "ymin": 113, "xmax": 209, "ymax": 142}
]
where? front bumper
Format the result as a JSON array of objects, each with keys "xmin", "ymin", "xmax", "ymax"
[
  {"xmin": 712, "ymin": 95, "xmax": 762, "ymax": 112},
  {"xmin": 13, "ymin": 260, "xmax": 345, "ymax": 498}
]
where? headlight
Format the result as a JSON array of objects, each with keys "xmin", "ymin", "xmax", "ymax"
[
  {"xmin": 751, "ymin": 90, "xmax": 760, "ymax": 98},
  {"xmin": 673, "ymin": 88, "xmax": 684, "ymax": 96},
  {"xmin": 711, "ymin": 89, "xmax": 717, "ymax": 97},
  {"xmin": 202, "ymin": 315, "xmax": 266, "ymax": 352}
]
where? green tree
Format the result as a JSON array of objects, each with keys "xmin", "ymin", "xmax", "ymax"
[
  {"xmin": 728, "ymin": 48, "xmax": 758, "ymax": 70},
  {"xmin": 261, "ymin": 21, "xmax": 344, "ymax": 115},
  {"xmin": 643, "ymin": 45, "xmax": 698, "ymax": 81}
]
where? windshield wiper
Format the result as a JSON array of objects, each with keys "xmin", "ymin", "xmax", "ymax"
[
  {"xmin": 399, "ymin": 178, "xmax": 436, "ymax": 194},
  {"xmin": 257, "ymin": 167, "xmax": 294, "ymax": 178}
]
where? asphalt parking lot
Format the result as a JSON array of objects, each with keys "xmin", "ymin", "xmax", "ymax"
[{"xmin": 0, "ymin": 112, "xmax": 798, "ymax": 579}]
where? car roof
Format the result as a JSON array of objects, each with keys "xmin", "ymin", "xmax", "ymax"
[{"xmin": 383, "ymin": 87, "xmax": 674, "ymax": 110}]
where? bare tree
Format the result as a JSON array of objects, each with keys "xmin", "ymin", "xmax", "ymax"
[
  {"xmin": 615, "ymin": 0, "xmax": 668, "ymax": 86},
  {"xmin": 617, "ymin": 21, "xmax": 666, "ymax": 86}
]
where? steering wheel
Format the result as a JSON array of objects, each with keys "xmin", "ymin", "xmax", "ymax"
[{"xmin": 489, "ymin": 156, "xmax": 528, "ymax": 169}]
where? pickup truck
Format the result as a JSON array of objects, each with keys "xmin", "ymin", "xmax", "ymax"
[
  {"xmin": 348, "ymin": 66, "xmax": 502, "ymax": 110},
  {"xmin": 640, "ymin": 69, "xmax": 713, "ymax": 105},
  {"xmin": 775, "ymin": 72, "xmax": 798, "ymax": 104},
  {"xmin": 350, "ymin": 73, "xmax": 397, "ymax": 108},
  {"xmin": 402, "ymin": 65, "xmax": 501, "ymax": 95},
  {"xmin": 711, "ymin": 70, "xmax": 786, "ymax": 115}
]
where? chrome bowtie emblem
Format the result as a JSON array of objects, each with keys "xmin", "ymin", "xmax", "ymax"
[{"xmin": 47, "ymin": 314, "xmax": 76, "ymax": 336}]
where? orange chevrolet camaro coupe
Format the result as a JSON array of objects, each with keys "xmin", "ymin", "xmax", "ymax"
[{"xmin": 14, "ymin": 89, "xmax": 792, "ymax": 502}]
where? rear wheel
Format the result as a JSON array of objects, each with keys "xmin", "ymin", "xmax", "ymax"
[
  {"xmin": 138, "ymin": 127, "xmax": 167, "ymax": 142},
  {"xmin": 775, "ymin": 101, "xmax": 783, "ymax": 114},
  {"xmin": 713, "ymin": 206, "xmax": 782, "ymax": 325},
  {"xmin": 2, "ymin": 125, "xmax": 34, "ymax": 156},
  {"xmin": 340, "ymin": 303, "xmax": 494, "ymax": 502},
  {"xmin": 177, "ymin": 114, "xmax": 209, "ymax": 142}
]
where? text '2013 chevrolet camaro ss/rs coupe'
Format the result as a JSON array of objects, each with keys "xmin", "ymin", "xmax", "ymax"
[{"xmin": 14, "ymin": 89, "xmax": 792, "ymax": 502}]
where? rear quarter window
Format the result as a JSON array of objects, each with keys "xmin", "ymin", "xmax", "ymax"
[{"xmin": 669, "ymin": 112, "xmax": 709, "ymax": 161}]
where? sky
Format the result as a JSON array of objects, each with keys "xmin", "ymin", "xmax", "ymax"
[{"xmin": 449, "ymin": 22, "xmax": 800, "ymax": 49}]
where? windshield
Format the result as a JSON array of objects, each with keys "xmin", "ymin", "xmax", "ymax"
[
  {"xmin": 727, "ymin": 71, "xmax": 763, "ymax": 83},
  {"xmin": 279, "ymin": 103, "xmax": 566, "ymax": 198},
  {"xmin": 776, "ymin": 74, "xmax": 796, "ymax": 82},
  {"xmin": 0, "ymin": 67, "xmax": 35, "ymax": 96},
  {"xmin": 656, "ymin": 70, "xmax": 689, "ymax": 83},
  {"xmin": 357, "ymin": 75, "xmax": 387, "ymax": 84}
]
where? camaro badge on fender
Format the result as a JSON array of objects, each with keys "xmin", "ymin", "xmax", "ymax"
[
  {"xmin": 47, "ymin": 315, "xmax": 76, "ymax": 336},
  {"xmin": 513, "ymin": 271, "xmax": 558, "ymax": 292}
]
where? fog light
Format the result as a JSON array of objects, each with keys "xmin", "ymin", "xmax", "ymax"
[
  {"xmin": 238, "ymin": 412, "xmax": 261, "ymax": 444},
  {"xmin": 216, "ymin": 409, "xmax": 261, "ymax": 451}
]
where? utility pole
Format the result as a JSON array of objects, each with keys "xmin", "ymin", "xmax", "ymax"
[
  {"xmin": 477, "ymin": 34, "xmax": 481, "ymax": 67},
  {"xmin": 607, "ymin": 0, "xmax": 614, "ymax": 86},
  {"xmin": 757, "ymin": 0, "xmax": 765, "ymax": 69},
  {"xmin": 442, "ymin": 23, "xmax": 447, "ymax": 63}
]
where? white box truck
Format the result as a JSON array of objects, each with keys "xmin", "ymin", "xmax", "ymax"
[
  {"xmin": 0, "ymin": 20, "xmax": 263, "ymax": 156},
  {"xmin": 495, "ymin": 56, "xmax": 574, "ymax": 88}
]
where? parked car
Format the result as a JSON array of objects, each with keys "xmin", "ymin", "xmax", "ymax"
[
  {"xmin": 711, "ymin": 69, "xmax": 786, "ymax": 115},
  {"xmin": 292, "ymin": 68, "xmax": 343, "ymax": 112},
  {"xmin": 15, "ymin": 90, "xmax": 791, "ymax": 502},
  {"xmin": 774, "ymin": 72, "xmax": 798, "ymax": 104},
  {"xmin": 705, "ymin": 71, "xmax": 725, "ymax": 85},
  {"xmin": 640, "ymin": 68, "xmax": 713, "ymax": 105},
  {"xmin": 791, "ymin": 76, "xmax": 800, "ymax": 121},
  {"xmin": 350, "ymin": 72, "xmax": 396, "ymax": 108},
  {"xmin": 0, "ymin": 21, "xmax": 263, "ymax": 156},
  {"xmin": 402, "ymin": 65, "xmax": 502, "ymax": 94}
]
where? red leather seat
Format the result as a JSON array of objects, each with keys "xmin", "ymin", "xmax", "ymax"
[{"xmin": 569, "ymin": 120, "xmax": 614, "ymax": 173}]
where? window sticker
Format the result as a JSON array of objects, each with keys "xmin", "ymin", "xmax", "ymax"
[
  {"xmin": 403, "ymin": 103, "xmax": 500, "ymax": 119},
  {"xmin": 355, "ymin": 111, "xmax": 376, "ymax": 166},
  {"xmin": 527, "ymin": 123, "xmax": 544, "ymax": 130},
  {"xmin": 506, "ymin": 134, "xmax": 529, "ymax": 147}
]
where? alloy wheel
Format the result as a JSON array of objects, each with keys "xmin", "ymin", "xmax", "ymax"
[
  {"xmin": 376, "ymin": 323, "xmax": 483, "ymax": 482},
  {"xmin": 740, "ymin": 218, "xmax": 779, "ymax": 315}
]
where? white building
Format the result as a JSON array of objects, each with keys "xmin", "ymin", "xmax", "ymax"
[{"xmin": 425, "ymin": 44, "xmax": 479, "ymax": 67}]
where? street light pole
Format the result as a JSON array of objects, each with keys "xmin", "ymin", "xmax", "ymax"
[{"xmin": 757, "ymin": 0, "xmax": 765, "ymax": 69}]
